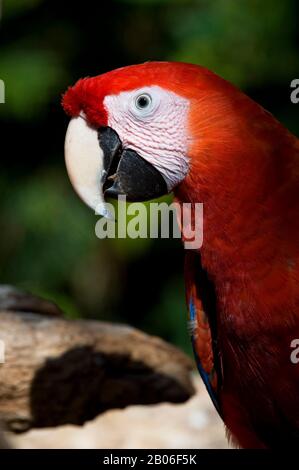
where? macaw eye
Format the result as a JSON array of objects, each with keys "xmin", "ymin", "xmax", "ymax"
[{"xmin": 135, "ymin": 93, "xmax": 152, "ymax": 110}]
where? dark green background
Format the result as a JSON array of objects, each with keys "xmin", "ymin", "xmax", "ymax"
[{"xmin": 0, "ymin": 0, "xmax": 298, "ymax": 355}]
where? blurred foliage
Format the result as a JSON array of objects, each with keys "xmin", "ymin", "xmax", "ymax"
[
  {"xmin": 0, "ymin": 0, "xmax": 298, "ymax": 356},
  {"xmin": 168, "ymin": 0, "xmax": 299, "ymax": 88},
  {"xmin": 0, "ymin": 48, "xmax": 66, "ymax": 119}
]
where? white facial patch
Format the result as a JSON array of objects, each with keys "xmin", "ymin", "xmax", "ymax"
[{"xmin": 103, "ymin": 86, "xmax": 189, "ymax": 191}]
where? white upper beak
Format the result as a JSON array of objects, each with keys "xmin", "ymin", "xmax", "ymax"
[{"xmin": 64, "ymin": 115, "xmax": 111, "ymax": 217}]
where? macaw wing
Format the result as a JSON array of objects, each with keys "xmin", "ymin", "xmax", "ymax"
[{"xmin": 185, "ymin": 250, "xmax": 222, "ymax": 415}]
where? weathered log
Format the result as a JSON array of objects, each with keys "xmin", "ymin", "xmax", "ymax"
[
  {"xmin": 0, "ymin": 309, "xmax": 194, "ymax": 433},
  {"xmin": 8, "ymin": 377, "xmax": 229, "ymax": 449},
  {"xmin": 0, "ymin": 285, "xmax": 63, "ymax": 317},
  {"xmin": 0, "ymin": 428, "xmax": 9, "ymax": 449}
]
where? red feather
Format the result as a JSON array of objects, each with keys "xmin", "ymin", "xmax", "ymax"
[{"xmin": 175, "ymin": 65, "xmax": 299, "ymax": 448}]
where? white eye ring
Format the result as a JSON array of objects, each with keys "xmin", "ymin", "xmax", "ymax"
[{"xmin": 134, "ymin": 93, "xmax": 152, "ymax": 111}]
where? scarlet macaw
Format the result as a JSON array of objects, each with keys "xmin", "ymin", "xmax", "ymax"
[{"xmin": 62, "ymin": 62, "xmax": 299, "ymax": 448}]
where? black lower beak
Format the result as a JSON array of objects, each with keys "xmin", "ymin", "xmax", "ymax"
[{"xmin": 98, "ymin": 127, "xmax": 168, "ymax": 202}]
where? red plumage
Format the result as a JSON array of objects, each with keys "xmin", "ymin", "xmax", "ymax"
[{"xmin": 62, "ymin": 62, "xmax": 299, "ymax": 448}]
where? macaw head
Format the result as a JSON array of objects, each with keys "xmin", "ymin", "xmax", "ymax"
[
  {"xmin": 62, "ymin": 61, "xmax": 286, "ymax": 218},
  {"xmin": 62, "ymin": 62, "xmax": 236, "ymax": 209}
]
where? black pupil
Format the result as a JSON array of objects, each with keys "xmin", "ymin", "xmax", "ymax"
[{"xmin": 138, "ymin": 96, "xmax": 149, "ymax": 108}]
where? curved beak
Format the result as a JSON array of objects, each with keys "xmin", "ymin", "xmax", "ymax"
[
  {"xmin": 65, "ymin": 115, "xmax": 108, "ymax": 215},
  {"xmin": 65, "ymin": 118, "xmax": 168, "ymax": 214}
]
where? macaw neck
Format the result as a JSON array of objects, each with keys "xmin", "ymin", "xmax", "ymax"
[
  {"xmin": 174, "ymin": 132, "xmax": 299, "ymax": 290},
  {"xmin": 175, "ymin": 145, "xmax": 299, "ymax": 338}
]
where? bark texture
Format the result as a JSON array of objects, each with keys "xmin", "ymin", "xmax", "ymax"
[{"xmin": 0, "ymin": 293, "xmax": 194, "ymax": 433}]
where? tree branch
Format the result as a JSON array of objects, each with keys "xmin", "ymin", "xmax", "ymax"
[{"xmin": 0, "ymin": 294, "xmax": 194, "ymax": 433}]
